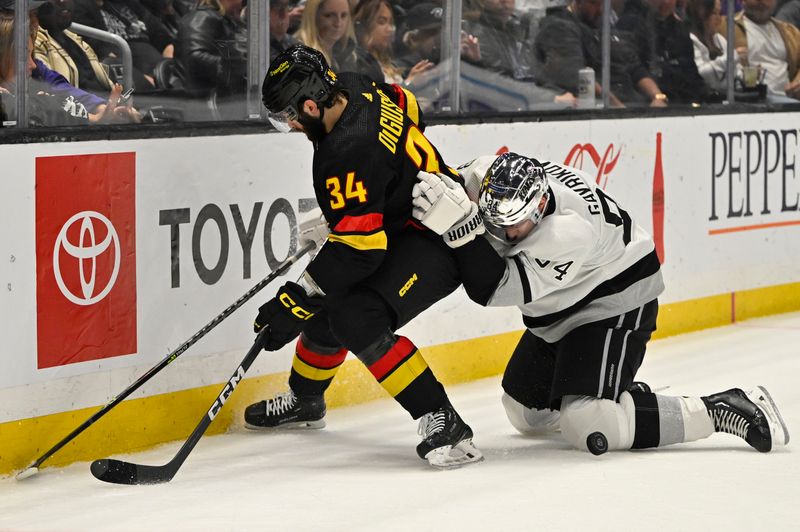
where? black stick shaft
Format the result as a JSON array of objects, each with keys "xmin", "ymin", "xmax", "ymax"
[
  {"xmin": 20, "ymin": 243, "xmax": 313, "ymax": 475},
  {"xmin": 91, "ymin": 329, "xmax": 267, "ymax": 484}
]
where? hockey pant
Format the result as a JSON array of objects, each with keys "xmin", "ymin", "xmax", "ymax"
[
  {"xmin": 502, "ymin": 301, "xmax": 713, "ymax": 451},
  {"xmin": 289, "ymin": 230, "xmax": 460, "ymax": 419}
]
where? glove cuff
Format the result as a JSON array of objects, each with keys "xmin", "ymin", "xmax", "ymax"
[{"xmin": 444, "ymin": 203, "xmax": 485, "ymax": 248}]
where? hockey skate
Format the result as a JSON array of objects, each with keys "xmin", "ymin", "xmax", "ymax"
[
  {"xmin": 244, "ymin": 390, "xmax": 326, "ymax": 430},
  {"xmin": 702, "ymin": 386, "xmax": 790, "ymax": 452},
  {"xmin": 416, "ymin": 403, "xmax": 484, "ymax": 469}
]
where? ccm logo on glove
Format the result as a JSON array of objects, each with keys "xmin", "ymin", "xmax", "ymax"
[
  {"xmin": 279, "ymin": 291, "xmax": 316, "ymax": 320},
  {"xmin": 254, "ymin": 281, "xmax": 323, "ymax": 351}
]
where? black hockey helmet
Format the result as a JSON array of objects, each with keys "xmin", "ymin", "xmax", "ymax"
[{"xmin": 262, "ymin": 44, "xmax": 338, "ymax": 132}]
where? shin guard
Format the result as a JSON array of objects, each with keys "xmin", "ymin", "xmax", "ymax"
[
  {"xmin": 357, "ymin": 332, "xmax": 447, "ymax": 419},
  {"xmin": 288, "ymin": 333, "xmax": 348, "ymax": 396}
]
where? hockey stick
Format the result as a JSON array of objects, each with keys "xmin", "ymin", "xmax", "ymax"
[
  {"xmin": 90, "ymin": 329, "xmax": 267, "ymax": 484},
  {"xmin": 16, "ymin": 242, "xmax": 313, "ymax": 480}
]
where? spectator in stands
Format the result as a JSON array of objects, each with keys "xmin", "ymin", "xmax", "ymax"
[
  {"xmin": 72, "ymin": 0, "xmax": 175, "ymax": 91},
  {"xmin": 287, "ymin": 0, "xmax": 305, "ymax": 35},
  {"xmin": 534, "ymin": 0, "xmax": 667, "ymax": 106},
  {"xmin": 396, "ymin": 2, "xmax": 481, "ymax": 72},
  {"xmin": 616, "ymin": 0, "xmax": 709, "ymax": 103},
  {"xmin": 270, "ymin": 0, "xmax": 297, "ymax": 62},
  {"xmin": 176, "ymin": 0, "xmax": 247, "ymax": 97},
  {"xmin": 295, "ymin": 0, "xmax": 357, "ymax": 72},
  {"xmin": 396, "ymin": 2, "xmax": 442, "ymax": 71},
  {"xmin": 353, "ymin": 0, "xmax": 400, "ymax": 81},
  {"xmin": 0, "ymin": 6, "xmax": 139, "ymax": 125},
  {"xmin": 776, "ymin": 0, "xmax": 800, "ymax": 28},
  {"xmin": 140, "ymin": 0, "xmax": 183, "ymax": 42},
  {"xmin": 719, "ymin": 0, "xmax": 800, "ymax": 100},
  {"xmin": 463, "ymin": 0, "xmax": 537, "ymax": 81},
  {"xmin": 686, "ymin": 0, "xmax": 741, "ymax": 95},
  {"xmin": 352, "ymin": 0, "xmax": 435, "ymax": 84},
  {"xmin": 34, "ymin": 0, "xmax": 114, "ymax": 94}
]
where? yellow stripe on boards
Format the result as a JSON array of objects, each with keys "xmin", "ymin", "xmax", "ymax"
[
  {"xmin": 379, "ymin": 350, "xmax": 429, "ymax": 397},
  {"xmin": 291, "ymin": 356, "xmax": 341, "ymax": 382},
  {"xmin": 735, "ymin": 283, "xmax": 800, "ymax": 320},
  {"xmin": 328, "ymin": 231, "xmax": 388, "ymax": 251}
]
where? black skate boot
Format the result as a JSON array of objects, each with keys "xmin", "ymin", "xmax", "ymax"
[
  {"xmin": 244, "ymin": 390, "xmax": 326, "ymax": 430},
  {"xmin": 702, "ymin": 386, "xmax": 790, "ymax": 452},
  {"xmin": 416, "ymin": 402, "xmax": 483, "ymax": 469}
]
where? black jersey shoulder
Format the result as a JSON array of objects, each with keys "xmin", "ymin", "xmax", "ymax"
[{"xmin": 318, "ymin": 73, "xmax": 409, "ymax": 164}]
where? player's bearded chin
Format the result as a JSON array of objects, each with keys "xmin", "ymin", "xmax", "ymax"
[{"xmin": 297, "ymin": 107, "xmax": 327, "ymax": 142}]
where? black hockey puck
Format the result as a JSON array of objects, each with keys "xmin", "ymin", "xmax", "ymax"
[{"xmin": 586, "ymin": 431, "xmax": 608, "ymax": 455}]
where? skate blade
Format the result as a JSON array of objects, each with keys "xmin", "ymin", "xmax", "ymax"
[
  {"xmin": 244, "ymin": 419, "xmax": 326, "ymax": 431},
  {"xmin": 424, "ymin": 439, "xmax": 484, "ymax": 470},
  {"xmin": 752, "ymin": 386, "xmax": 790, "ymax": 446}
]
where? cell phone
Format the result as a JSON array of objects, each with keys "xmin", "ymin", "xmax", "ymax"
[{"xmin": 119, "ymin": 87, "xmax": 134, "ymax": 104}]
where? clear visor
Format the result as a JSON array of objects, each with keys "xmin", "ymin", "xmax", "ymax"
[{"xmin": 267, "ymin": 106, "xmax": 298, "ymax": 133}]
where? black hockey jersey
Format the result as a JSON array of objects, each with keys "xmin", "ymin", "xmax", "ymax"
[{"xmin": 305, "ymin": 72, "xmax": 457, "ymax": 296}]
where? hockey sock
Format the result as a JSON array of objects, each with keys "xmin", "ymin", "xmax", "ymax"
[
  {"xmin": 629, "ymin": 391, "xmax": 714, "ymax": 449},
  {"xmin": 288, "ymin": 333, "xmax": 348, "ymax": 396},
  {"xmin": 357, "ymin": 333, "xmax": 448, "ymax": 419}
]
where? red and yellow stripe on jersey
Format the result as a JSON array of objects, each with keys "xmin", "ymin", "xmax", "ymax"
[
  {"xmin": 367, "ymin": 336, "xmax": 429, "ymax": 397},
  {"xmin": 327, "ymin": 212, "xmax": 388, "ymax": 252},
  {"xmin": 391, "ymin": 84, "xmax": 421, "ymax": 127}
]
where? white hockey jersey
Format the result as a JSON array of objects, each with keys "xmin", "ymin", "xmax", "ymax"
[{"xmin": 461, "ymin": 156, "xmax": 664, "ymax": 342}]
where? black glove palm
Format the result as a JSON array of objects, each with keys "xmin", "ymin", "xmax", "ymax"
[{"xmin": 254, "ymin": 282, "xmax": 323, "ymax": 351}]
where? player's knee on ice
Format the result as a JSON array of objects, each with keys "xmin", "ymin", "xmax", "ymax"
[
  {"xmin": 559, "ymin": 393, "xmax": 636, "ymax": 452},
  {"xmin": 501, "ymin": 393, "xmax": 560, "ymax": 434}
]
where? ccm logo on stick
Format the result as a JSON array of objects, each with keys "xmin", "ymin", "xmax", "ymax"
[{"xmin": 208, "ymin": 365, "xmax": 246, "ymax": 420}]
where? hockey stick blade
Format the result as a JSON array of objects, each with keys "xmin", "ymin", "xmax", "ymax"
[
  {"xmin": 90, "ymin": 331, "xmax": 266, "ymax": 485},
  {"xmin": 18, "ymin": 242, "xmax": 313, "ymax": 480},
  {"xmin": 90, "ymin": 458, "xmax": 172, "ymax": 485}
]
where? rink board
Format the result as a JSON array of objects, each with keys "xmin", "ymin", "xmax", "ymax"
[{"xmin": 2, "ymin": 113, "xmax": 799, "ymax": 474}]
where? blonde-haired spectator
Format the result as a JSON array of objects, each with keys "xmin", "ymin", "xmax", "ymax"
[{"xmin": 295, "ymin": 0, "xmax": 357, "ymax": 71}]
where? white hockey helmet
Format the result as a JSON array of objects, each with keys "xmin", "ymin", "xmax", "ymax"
[{"xmin": 478, "ymin": 152, "xmax": 550, "ymax": 227}]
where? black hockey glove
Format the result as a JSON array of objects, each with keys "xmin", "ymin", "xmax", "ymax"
[{"xmin": 254, "ymin": 282, "xmax": 323, "ymax": 351}]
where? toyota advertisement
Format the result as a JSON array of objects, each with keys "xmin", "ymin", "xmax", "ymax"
[{"xmin": 35, "ymin": 153, "xmax": 137, "ymax": 368}]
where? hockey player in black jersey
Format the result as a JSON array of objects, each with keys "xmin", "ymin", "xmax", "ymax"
[
  {"xmin": 411, "ymin": 152, "xmax": 790, "ymax": 454},
  {"xmin": 243, "ymin": 44, "xmax": 482, "ymax": 468}
]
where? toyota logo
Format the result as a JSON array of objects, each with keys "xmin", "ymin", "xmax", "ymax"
[{"xmin": 53, "ymin": 211, "xmax": 121, "ymax": 306}]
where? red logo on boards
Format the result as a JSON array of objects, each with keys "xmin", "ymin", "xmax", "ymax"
[
  {"xmin": 563, "ymin": 143, "xmax": 622, "ymax": 189},
  {"xmin": 35, "ymin": 153, "xmax": 137, "ymax": 368}
]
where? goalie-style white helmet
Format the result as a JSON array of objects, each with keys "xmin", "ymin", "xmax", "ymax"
[{"xmin": 478, "ymin": 152, "xmax": 550, "ymax": 227}]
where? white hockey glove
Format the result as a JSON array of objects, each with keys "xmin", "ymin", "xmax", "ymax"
[
  {"xmin": 298, "ymin": 207, "xmax": 329, "ymax": 250},
  {"xmin": 442, "ymin": 202, "xmax": 485, "ymax": 248},
  {"xmin": 412, "ymin": 170, "xmax": 473, "ymax": 234}
]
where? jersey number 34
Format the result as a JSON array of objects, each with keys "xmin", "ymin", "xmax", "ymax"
[{"xmin": 326, "ymin": 172, "xmax": 368, "ymax": 209}]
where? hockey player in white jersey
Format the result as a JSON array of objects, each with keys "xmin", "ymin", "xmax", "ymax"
[{"xmin": 412, "ymin": 152, "xmax": 789, "ymax": 454}]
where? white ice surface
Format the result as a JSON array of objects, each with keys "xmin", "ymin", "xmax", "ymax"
[{"xmin": 2, "ymin": 312, "xmax": 799, "ymax": 532}]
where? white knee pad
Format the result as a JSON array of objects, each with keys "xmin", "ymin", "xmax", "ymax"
[
  {"xmin": 502, "ymin": 393, "xmax": 561, "ymax": 435},
  {"xmin": 559, "ymin": 392, "xmax": 636, "ymax": 452}
]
